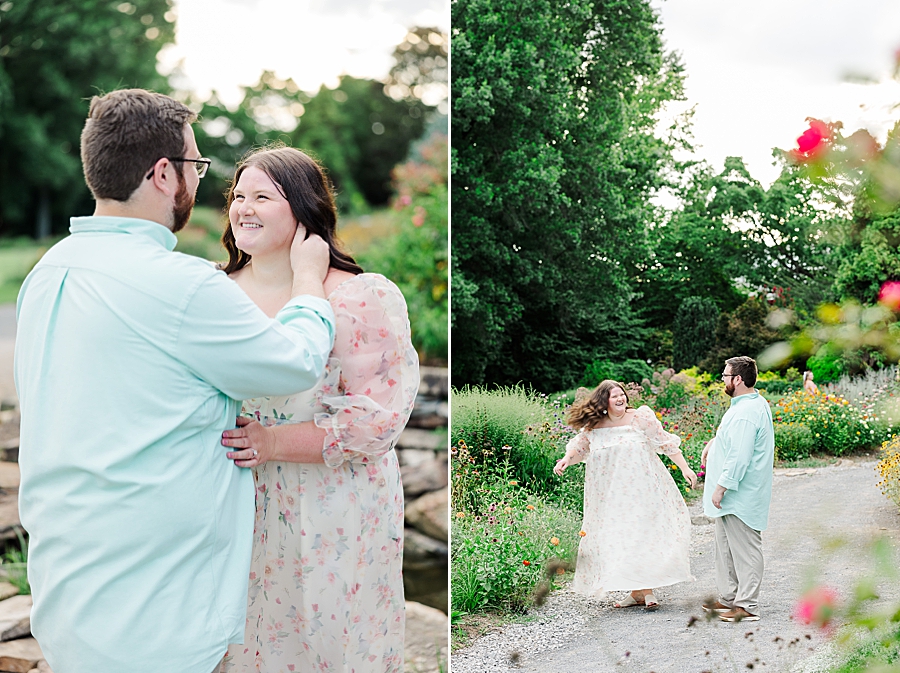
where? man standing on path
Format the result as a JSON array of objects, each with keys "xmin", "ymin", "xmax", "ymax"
[
  {"xmin": 701, "ymin": 356, "xmax": 775, "ymax": 622},
  {"xmin": 14, "ymin": 90, "xmax": 336, "ymax": 673}
]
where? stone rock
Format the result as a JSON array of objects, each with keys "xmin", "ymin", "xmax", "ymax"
[
  {"xmin": 0, "ymin": 464, "xmax": 19, "ymax": 490},
  {"xmin": 405, "ymin": 488, "xmax": 448, "ymax": 542},
  {"xmin": 418, "ymin": 367, "xmax": 448, "ymax": 399},
  {"xmin": 404, "ymin": 601, "xmax": 448, "ymax": 673},
  {"xmin": 397, "ymin": 428, "xmax": 447, "ymax": 452},
  {"xmin": 403, "ymin": 527, "xmax": 448, "ymax": 570},
  {"xmin": 408, "ymin": 399, "xmax": 449, "ymax": 430},
  {"xmin": 691, "ymin": 515, "xmax": 713, "ymax": 526},
  {"xmin": 0, "ymin": 595, "xmax": 31, "ymax": 642},
  {"xmin": 0, "ymin": 638, "xmax": 43, "ymax": 673},
  {"xmin": 401, "ymin": 458, "xmax": 447, "ymax": 499},
  {"xmin": 397, "ymin": 448, "xmax": 436, "ymax": 469},
  {"xmin": 0, "ymin": 495, "xmax": 21, "ymax": 543},
  {"xmin": 403, "ymin": 528, "xmax": 448, "ymax": 612},
  {"xmin": 0, "ymin": 584, "xmax": 18, "ymax": 602}
]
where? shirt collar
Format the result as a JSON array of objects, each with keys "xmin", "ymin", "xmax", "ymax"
[
  {"xmin": 69, "ymin": 216, "xmax": 178, "ymax": 251},
  {"xmin": 729, "ymin": 391, "xmax": 760, "ymax": 407}
]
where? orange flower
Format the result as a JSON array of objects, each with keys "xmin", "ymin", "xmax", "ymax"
[
  {"xmin": 550, "ymin": 537, "xmax": 560, "ymax": 546},
  {"xmin": 579, "ymin": 530, "xmax": 587, "ymax": 537},
  {"xmin": 455, "ymin": 512, "xmax": 465, "ymax": 519},
  {"xmin": 522, "ymin": 560, "xmax": 531, "ymax": 566},
  {"xmin": 526, "ymin": 504, "xmax": 535, "ymax": 511},
  {"xmin": 509, "ymin": 480, "xmax": 519, "ymax": 486}
]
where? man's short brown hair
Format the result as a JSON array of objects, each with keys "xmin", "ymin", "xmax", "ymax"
[
  {"xmin": 725, "ymin": 356, "xmax": 758, "ymax": 388},
  {"xmin": 80, "ymin": 89, "xmax": 196, "ymax": 202}
]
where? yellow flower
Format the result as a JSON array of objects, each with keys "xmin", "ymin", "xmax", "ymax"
[
  {"xmin": 579, "ymin": 530, "xmax": 587, "ymax": 537},
  {"xmin": 456, "ymin": 512, "xmax": 465, "ymax": 519},
  {"xmin": 550, "ymin": 537, "xmax": 560, "ymax": 546}
]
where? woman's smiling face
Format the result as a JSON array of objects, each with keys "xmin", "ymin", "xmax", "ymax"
[
  {"xmin": 229, "ymin": 166, "xmax": 297, "ymax": 256},
  {"xmin": 607, "ymin": 386, "xmax": 627, "ymax": 414}
]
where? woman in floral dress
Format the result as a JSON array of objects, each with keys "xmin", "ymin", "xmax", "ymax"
[
  {"xmin": 554, "ymin": 380, "xmax": 696, "ymax": 610},
  {"xmin": 218, "ymin": 147, "xmax": 419, "ymax": 672}
]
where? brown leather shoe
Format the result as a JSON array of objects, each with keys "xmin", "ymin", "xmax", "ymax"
[
  {"xmin": 719, "ymin": 607, "xmax": 759, "ymax": 622},
  {"xmin": 701, "ymin": 600, "xmax": 731, "ymax": 614}
]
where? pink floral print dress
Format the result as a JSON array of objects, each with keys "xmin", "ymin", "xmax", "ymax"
[
  {"xmin": 225, "ymin": 273, "xmax": 419, "ymax": 673},
  {"xmin": 567, "ymin": 405, "xmax": 694, "ymax": 597}
]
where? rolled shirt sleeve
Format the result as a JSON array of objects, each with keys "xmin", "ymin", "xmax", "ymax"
[
  {"xmin": 717, "ymin": 419, "xmax": 757, "ymax": 492},
  {"xmin": 176, "ymin": 272, "xmax": 336, "ymax": 401}
]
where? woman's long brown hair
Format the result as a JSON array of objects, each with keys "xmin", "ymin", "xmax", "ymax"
[
  {"xmin": 566, "ymin": 380, "xmax": 631, "ymax": 431},
  {"xmin": 221, "ymin": 145, "xmax": 363, "ymax": 276}
]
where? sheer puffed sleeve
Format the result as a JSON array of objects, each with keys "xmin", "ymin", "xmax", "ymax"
[
  {"xmin": 565, "ymin": 430, "xmax": 592, "ymax": 463},
  {"xmin": 314, "ymin": 274, "xmax": 420, "ymax": 467},
  {"xmin": 632, "ymin": 405, "xmax": 682, "ymax": 457}
]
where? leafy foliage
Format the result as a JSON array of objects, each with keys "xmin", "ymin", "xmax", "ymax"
[
  {"xmin": 672, "ymin": 296, "xmax": 719, "ymax": 370},
  {"xmin": 0, "ymin": 0, "xmax": 174, "ymax": 237},
  {"xmin": 451, "ymin": 0, "xmax": 685, "ymax": 391}
]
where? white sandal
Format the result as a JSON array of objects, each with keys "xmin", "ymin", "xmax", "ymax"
[{"xmin": 643, "ymin": 592, "xmax": 659, "ymax": 611}]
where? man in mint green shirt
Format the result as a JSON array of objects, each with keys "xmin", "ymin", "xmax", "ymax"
[
  {"xmin": 701, "ymin": 356, "xmax": 774, "ymax": 623},
  {"xmin": 15, "ymin": 90, "xmax": 336, "ymax": 673}
]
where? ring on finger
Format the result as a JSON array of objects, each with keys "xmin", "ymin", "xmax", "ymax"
[{"xmin": 252, "ymin": 450, "xmax": 258, "ymax": 457}]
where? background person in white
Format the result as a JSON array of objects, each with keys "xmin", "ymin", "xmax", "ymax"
[
  {"xmin": 14, "ymin": 89, "xmax": 336, "ymax": 673},
  {"xmin": 701, "ymin": 356, "xmax": 775, "ymax": 623}
]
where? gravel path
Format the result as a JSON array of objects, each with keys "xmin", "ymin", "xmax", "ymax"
[{"xmin": 451, "ymin": 459, "xmax": 900, "ymax": 673}]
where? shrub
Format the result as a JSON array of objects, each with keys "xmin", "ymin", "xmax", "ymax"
[
  {"xmin": 774, "ymin": 423, "xmax": 815, "ymax": 462},
  {"xmin": 580, "ymin": 358, "xmax": 652, "ymax": 387},
  {"xmin": 450, "ymin": 457, "xmax": 582, "ymax": 613},
  {"xmin": 672, "ymin": 296, "xmax": 719, "ymax": 370},
  {"xmin": 877, "ymin": 435, "xmax": 900, "ymax": 510},
  {"xmin": 807, "ymin": 350, "xmax": 845, "ymax": 383},
  {"xmin": 772, "ymin": 391, "xmax": 893, "ymax": 456},
  {"xmin": 450, "ymin": 386, "xmax": 583, "ymax": 510}
]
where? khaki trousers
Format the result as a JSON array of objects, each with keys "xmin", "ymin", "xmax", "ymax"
[{"xmin": 714, "ymin": 514, "xmax": 764, "ymax": 615}]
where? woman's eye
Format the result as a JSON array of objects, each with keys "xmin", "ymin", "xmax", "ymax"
[
  {"xmin": 234, "ymin": 194, "xmax": 244, "ymax": 200},
  {"xmin": 257, "ymin": 195, "xmax": 268, "ymax": 200}
]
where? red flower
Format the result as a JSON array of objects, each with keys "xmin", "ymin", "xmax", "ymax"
[
  {"xmin": 522, "ymin": 560, "xmax": 531, "ymax": 566},
  {"xmin": 878, "ymin": 281, "xmax": 900, "ymax": 312},
  {"xmin": 791, "ymin": 119, "xmax": 832, "ymax": 163},
  {"xmin": 793, "ymin": 586, "xmax": 838, "ymax": 628}
]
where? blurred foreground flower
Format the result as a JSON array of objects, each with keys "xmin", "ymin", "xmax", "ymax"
[
  {"xmin": 791, "ymin": 119, "xmax": 833, "ymax": 162},
  {"xmin": 878, "ymin": 281, "xmax": 900, "ymax": 312},
  {"xmin": 794, "ymin": 586, "xmax": 839, "ymax": 628}
]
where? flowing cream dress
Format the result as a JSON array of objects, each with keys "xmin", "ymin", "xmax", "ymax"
[
  {"xmin": 567, "ymin": 405, "xmax": 694, "ymax": 597},
  {"xmin": 225, "ymin": 273, "xmax": 419, "ymax": 673}
]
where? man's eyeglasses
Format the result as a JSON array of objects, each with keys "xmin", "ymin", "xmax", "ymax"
[
  {"xmin": 721, "ymin": 373, "xmax": 737, "ymax": 380},
  {"xmin": 145, "ymin": 157, "xmax": 212, "ymax": 180}
]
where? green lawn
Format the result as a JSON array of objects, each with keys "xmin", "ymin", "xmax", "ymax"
[{"xmin": 0, "ymin": 241, "xmax": 47, "ymax": 305}]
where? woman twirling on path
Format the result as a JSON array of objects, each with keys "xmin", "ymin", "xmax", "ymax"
[{"xmin": 554, "ymin": 380, "xmax": 696, "ymax": 610}]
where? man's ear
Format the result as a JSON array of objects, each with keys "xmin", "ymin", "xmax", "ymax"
[{"xmin": 147, "ymin": 158, "xmax": 176, "ymax": 196}]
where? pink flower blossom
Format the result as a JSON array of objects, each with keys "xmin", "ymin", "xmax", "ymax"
[
  {"xmin": 878, "ymin": 281, "xmax": 900, "ymax": 312},
  {"xmin": 793, "ymin": 586, "xmax": 838, "ymax": 628}
]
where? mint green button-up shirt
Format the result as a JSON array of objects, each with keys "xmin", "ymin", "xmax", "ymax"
[
  {"xmin": 14, "ymin": 217, "xmax": 336, "ymax": 673},
  {"xmin": 703, "ymin": 392, "xmax": 775, "ymax": 531}
]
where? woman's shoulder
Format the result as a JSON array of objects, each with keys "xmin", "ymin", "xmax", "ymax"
[
  {"xmin": 328, "ymin": 272, "xmax": 407, "ymax": 308},
  {"xmin": 631, "ymin": 405, "xmax": 658, "ymax": 424}
]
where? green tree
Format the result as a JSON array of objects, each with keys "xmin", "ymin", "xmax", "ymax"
[
  {"xmin": 451, "ymin": 0, "xmax": 685, "ymax": 391},
  {"xmin": 672, "ymin": 296, "xmax": 719, "ymax": 370},
  {"xmin": 0, "ymin": 0, "xmax": 174, "ymax": 237},
  {"xmin": 699, "ymin": 297, "xmax": 782, "ymax": 373}
]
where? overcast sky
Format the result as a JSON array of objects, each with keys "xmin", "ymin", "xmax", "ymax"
[
  {"xmin": 653, "ymin": 0, "xmax": 900, "ymax": 187},
  {"xmin": 159, "ymin": 0, "xmax": 449, "ymax": 107}
]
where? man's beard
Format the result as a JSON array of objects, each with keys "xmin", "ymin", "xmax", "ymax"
[
  {"xmin": 171, "ymin": 172, "xmax": 195, "ymax": 233},
  {"xmin": 725, "ymin": 382, "xmax": 735, "ymax": 397}
]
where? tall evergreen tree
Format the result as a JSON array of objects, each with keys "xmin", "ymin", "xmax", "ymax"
[{"xmin": 451, "ymin": 0, "xmax": 684, "ymax": 390}]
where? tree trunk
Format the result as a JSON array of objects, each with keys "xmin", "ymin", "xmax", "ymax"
[{"xmin": 36, "ymin": 188, "xmax": 51, "ymax": 239}]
